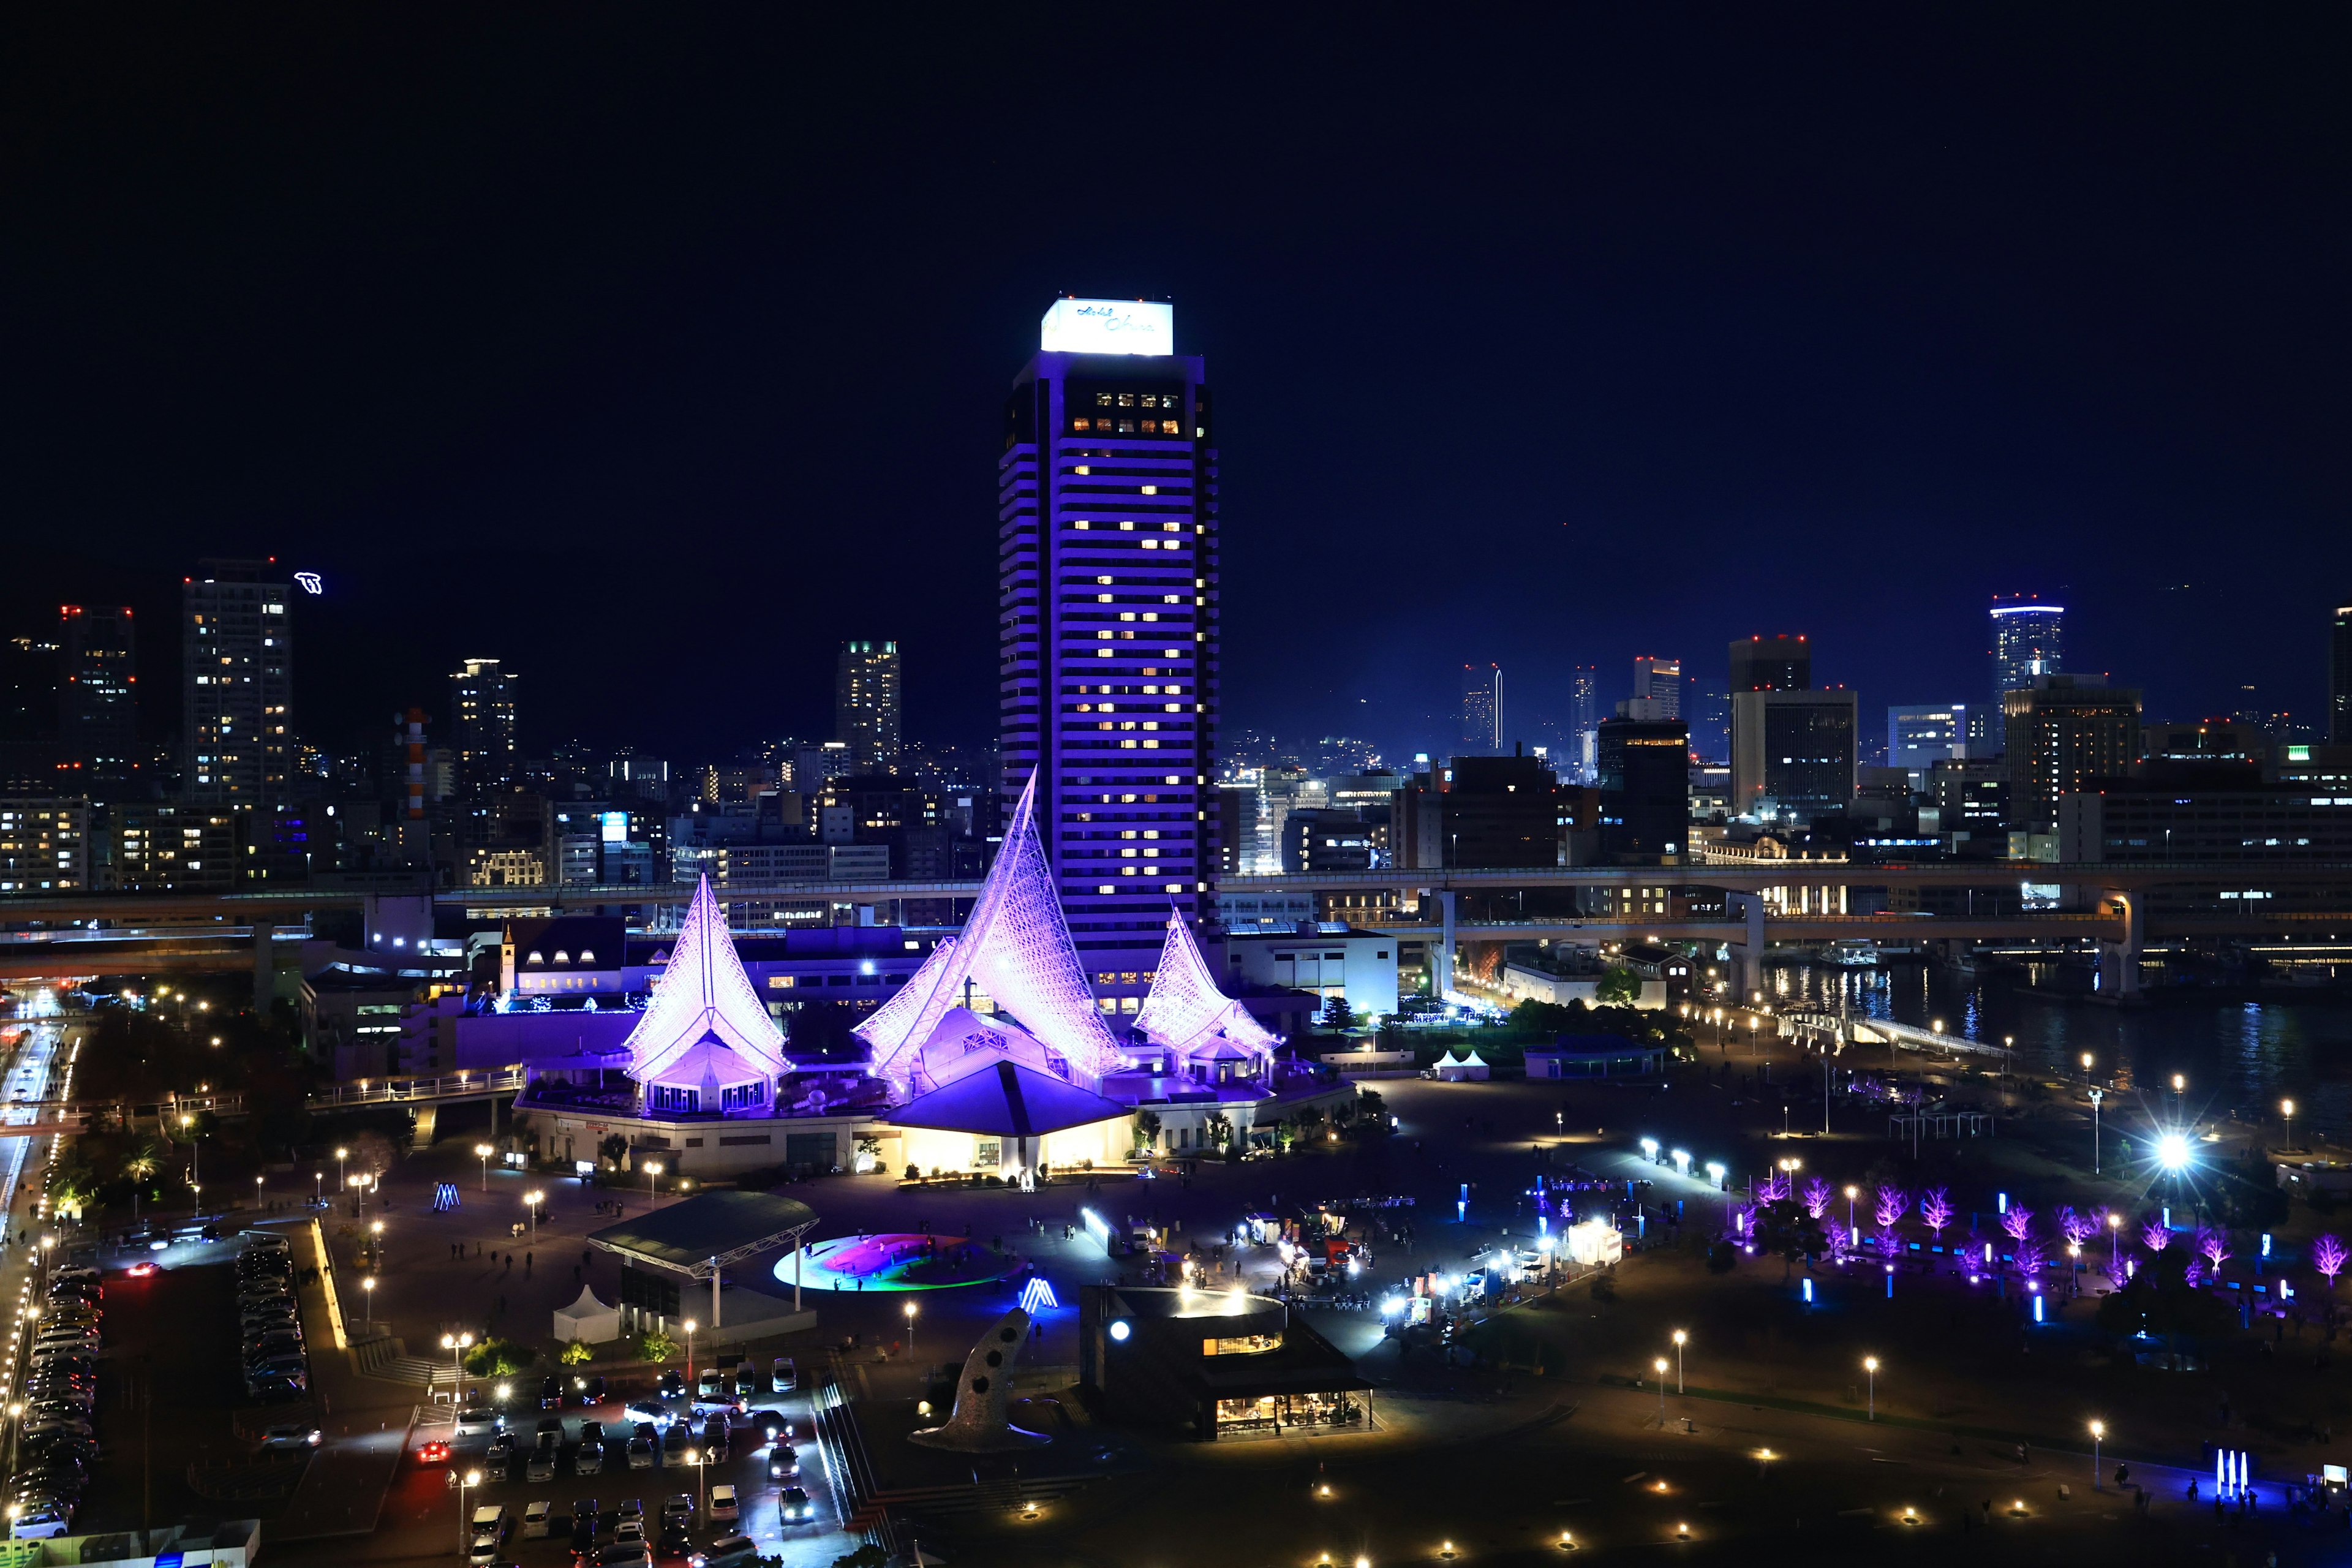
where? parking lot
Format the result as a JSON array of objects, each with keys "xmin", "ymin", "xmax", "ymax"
[{"xmin": 405, "ymin": 1359, "xmax": 841, "ymax": 1567}]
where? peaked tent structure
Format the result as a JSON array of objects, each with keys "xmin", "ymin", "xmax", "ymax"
[
  {"xmin": 1131, "ymin": 908, "xmax": 1280, "ymax": 1061},
  {"xmin": 856, "ymin": 769, "xmax": 1124, "ymax": 1097},
  {"xmin": 619, "ymin": 874, "xmax": 788, "ymax": 1115}
]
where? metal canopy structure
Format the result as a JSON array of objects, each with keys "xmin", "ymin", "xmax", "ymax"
[{"xmin": 586, "ymin": 1189, "xmax": 820, "ymax": 1279}]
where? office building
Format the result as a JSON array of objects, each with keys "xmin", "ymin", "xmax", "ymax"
[
  {"xmin": 2060, "ymin": 776, "xmax": 2352, "ymax": 866},
  {"xmin": 1684, "ymin": 683, "xmax": 1730, "ymax": 764},
  {"xmin": 834, "ymin": 639, "xmax": 902, "ymax": 771},
  {"xmin": 0, "ymin": 797, "xmax": 88, "ymax": 892},
  {"xmin": 2142, "ymin": 720, "xmax": 2267, "ymax": 769},
  {"xmin": 2332, "ymin": 603, "xmax": 2352, "ymax": 744},
  {"xmin": 449, "ymin": 658, "xmax": 519, "ymax": 797},
  {"xmin": 1596, "ymin": 712, "xmax": 1689, "ymax": 861},
  {"xmin": 1730, "ymin": 689, "xmax": 1858, "ymax": 823},
  {"xmin": 2002, "ymin": 674, "xmax": 2142, "ymax": 831},
  {"xmin": 183, "ymin": 560, "xmax": 293, "ymax": 813},
  {"xmin": 1280, "ymin": 807, "xmax": 1376, "ymax": 873},
  {"xmin": 1393, "ymin": 751, "xmax": 1566, "ymax": 869},
  {"xmin": 1888, "ymin": 703, "xmax": 1969, "ymax": 781},
  {"xmin": 1991, "ymin": 597, "xmax": 2065, "ymax": 699},
  {"xmin": 997, "ymin": 296, "xmax": 1216, "ymax": 1016},
  {"xmin": 1460, "ymin": 663, "xmax": 1501, "ymax": 753},
  {"xmin": 1926, "ymin": 757, "xmax": 2007, "ymax": 843},
  {"xmin": 1567, "ymin": 665, "xmax": 1599, "ymax": 783},
  {"xmin": 1728, "ymin": 635, "xmax": 1811, "ymax": 693},
  {"xmin": 57, "ymin": 606, "xmax": 137, "ymax": 788},
  {"xmin": 102, "ymin": 799, "xmax": 236, "ymax": 891},
  {"xmin": 1630, "ymin": 656, "xmax": 1681, "ymax": 719}
]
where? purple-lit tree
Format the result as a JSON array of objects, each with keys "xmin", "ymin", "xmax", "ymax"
[
  {"xmin": 2057, "ymin": 1205, "xmax": 2096, "ymax": 1248},
  {"xmin": 1874, "ymin": 1185, "xmax": 1908, "ymax": 1230},
  {"xmin": 1918, "ymin": 1187, "xmax": 1953, "ymax": 1242},
  {"xmin": 1876, "ymin": 1221, "xmax": 1904, "ymax": 1259},
  {"xmin": 2015, "ymin": 1236, "xmax": 2047, "ymax": 1276},
  {"xmin": 2314, "ymin": 1234, "xmax": 2346, "ymax": 1292},
  {"xmin": 1758, "ymin": 1169, "xmax": 1793, "ymax": 1205},
  {"xmin": 2184, "ymin": 1257, "xmax": 2206, "ymax": 1288},
  {"xmin": 1730, "ymin": 1204, "xmax": 1757, "ymax": 1240},
  {"xmin": 1803, "ymin": 1176, "xmax": 1833, "ymax": 1221},
  {"xmin": 2196, "ymin": 1227, "xmax": 2231, "ymax": 1273},
  {"xmin": 2142, "ymin": 1218, "xmax": 2173, "ymax": 1254},
  {"xmin": 1999, "ymin": 1205, "xmax": 2034, "ymax": 1246}
]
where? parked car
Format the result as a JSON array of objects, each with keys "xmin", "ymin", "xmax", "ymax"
[
  {"xmin": 573, "ymin": 1437, "xmax": 603, "ymax": 1477},
  {"xmin": 540, "ymin": 1376, "xmax": 565, "ymax": 1410},
  {"xmin": 256, "ymin": 1423, "xmax": 322, "ymax": 1453},
  {"xmin": 522, "ymin": 1499, "xmax": 554, "ymax": 1539},
  {"xmin": 707, "ymin": 1483, "xmax": 739, "ymax": 1525},
  {"xmin": 769, "ymin": 1357, "xmax": 796, "ymax": 1395}
]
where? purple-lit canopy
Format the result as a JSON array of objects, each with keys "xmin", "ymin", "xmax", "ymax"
[
  {"xmin": 1131, "ymin": 907, "xmax": 1279, "ymax": 1063},
  {"xmin": 856, "ymin": 769, "xmax": 1124, "ymax": 1096},
  {"xmin": 620, "ymin": 873, "xmax": 786, "ymax": 1112}
]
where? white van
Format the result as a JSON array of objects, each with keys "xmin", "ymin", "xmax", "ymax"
[{"xmin": 521, "ymin": 1499, "xmax": 552, "ymax": 1538}]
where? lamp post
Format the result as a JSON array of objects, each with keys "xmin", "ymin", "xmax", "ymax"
[
  {"xmin": 475, "ymin": 1143, "xmax": 494, "ymax": 1191},
  {"xmin": 361, "ymin": 1275, "xmax": 376, "ymax": 1332},
  {"xmin": 525, "ymin": 1190, "xmax": 545, "ymax": 1240},
  {"xmin": 2089, "ymin": 1088, "xmax": 2103, "ymax": 1175},
  {"xmin": 2284, "ymin": 1099, "xmax": 2297, "ymax": 1152},
  {"xmin": 369, "ymin": 1219, "xmax": 385, "ymax": 1268},
  {"xmin": 457, "ymin": 1468, "xmax": 483, "ymax": 1558},
  {"xmin": 683, "ymin": 1319, "xmax": 697, "ymax": 1385},
  {"xmin": 1653, "ymin": 1358, "xmax": 1668, "ymax": 1423},
  {"xmin": 1672, "ymin": 1329, "xmax": 1687, "ymax": 1394},
  {"xmin": 904, "ymin": 1298, "xmax": 919, "ymax": 1357},
  {"xmin": 313, "ymin": 1170, "xmax": 322, "ymax": 1207},
  {"xmin": 442, "ymin": 1331, "xmax": 473, "ymax": 1403},
  {"xmin": 2089, "ymin": 1420, "xmax": 2105, "ymax": 1489},
  {"xmin": 254, "ymin": 1174, "xmax": 265, "ymax": 1208},
  {"xmin": 2107, "ymin": 1211, "xmax": 2122, "ymax": 1276},
  {"xmin": 336, "ymin": 1147, "xmax": 349, "ymax": 1199},
  {"xmin": 2080, "ymin": 1052, "xmax": 2093, "ymax": 1085},
  {"xmin": 1863, "ymin": 1356, "xmax": 1879, "ymax": 1421},
  {"xmin": 1844, "ymin": 1186, "xmax": 1857, "ymax": 1237},
  {"xmin": 644, "ymin": 1161, "xmax": 663, "ymax": 1205}
]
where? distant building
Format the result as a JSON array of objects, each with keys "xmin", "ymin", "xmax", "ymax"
[
  {"xmin": 1460, "ymin": 663, "xmax": 1501, "ymax": 753},
  {"xmin": 1991, "ymin": 597, "xmax": 2065, "ymax": 702},
  {"xmin": 102, "ymin": 799, "xmax": 236, "ymax": 891},
  {"xmin": 2142, "ymin": 719, "xmax": 2267, "ymax": 769},
  {"xmin": 450, "ymin": 658, "xmax": 519, "ymax": 798},
  {"xmin": 834, "ymin": 639, "xmax": 902, "ymax": 771},
  {"xmin": 1730, "ymin": 689, "xmax": 1857, "ymax": 824},
  {"xmin": 2061, "ymin": 775, "xmax": 2352, "ymax": 865},
  {"xmin": 1596, "ymin": 712, "xmax": 1688, "ymax": 861},
  {"xmin": 2003, "ymin": 675, "xmax": 2141, "ymax": 831},
  {"xmin": 1728, "ymin": 635, "xmax": 1811, "ymax": 693},
  {"xmin": 183, "ymin": 560, "xmax": 293, "ymax": 815},
  {"xmin": 1926, "ymin": 756, "xmax": 2008, "ymax": 845},
  {"xmin": 1888, "ymin": 703, "xmax": 1969, "ymax": 782},
  {"xmin": 1687, "ymin": 761, "xmax": 1732, "ymax": 823},
  {"xmin": 1630, "ymin": 656, "xmax": 1681, "ymax": 719},
  {"xmin": 57, "ymin": 606, "xmax": 137, "ymax": 790},
  {"xmin": 2332, "ymin": 603, "xmax": 2352, "ymax": 744},
  {"xmin": 1279, "ymin": 807, "xmax": 1375, "ymax": 874},
  {"xmin": 1684, "ymin": 683, "xmax": 1730, "ymax": 765},
  {"xmin": 1393, "ymin": 751, "xmax": 1565, "ymax": 869},
  {"xmin": 1567, "ymin": 665, "xmax": 1599, "ymax": 783},
  {"xmin": 0, "ymin": 797, "xmax": 88, "ymax": 891}
]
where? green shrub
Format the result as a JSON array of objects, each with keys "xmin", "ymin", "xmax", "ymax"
[
  {"xmin": 463, "ymin": 1337, "xmax": 536, "ymax": 1377},
  {"xmin": 638, "ymin": 1330, "xmax": 677, "ymax": 1363},
  {"xmin": 559, "ymin": 1339, "xmax": 594, "ymax": 1366}
]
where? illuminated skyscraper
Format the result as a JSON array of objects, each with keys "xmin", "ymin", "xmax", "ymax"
[
  {"xmin": 997, "ymin": 298, "xmax": 1216, "ymax": 1020},
  {"xmin": 1567, "ymin": 665, "xmax": 1599, "ymax": 783},
  {"xmin": 1990, "ymin": 597, "xmax": 2065, "ymax": 702},
  {"xmin": 1631, "ymin": 655, "xmax": 1681, "ymax": 718},
  {"xmin": 2331, "ymin": 603, "xmax": 2352, "ymax": 744},
  {"xmin": 1460, "ymin": 663, "xmax": 1501, "ymax": 753},
  {"xmin": 183, "ymin": 560, "xmax": 292, "ymax": 813},
  {"xmin": 57, "ymin": 605, "xmax": 137, "ymax": 788},
  {"xmin": 449, "ymin": 657, "xmax": 519, "ymax": 797},
  {"xmin": 834, "ymin": 639, "xmax": 902, "ymax": 770}
]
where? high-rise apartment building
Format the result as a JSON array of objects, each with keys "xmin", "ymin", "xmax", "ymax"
[
  {"xmin": 183, "ymin": 560, "xmax": 292, "ymax": 813},
  {"xmin": 2331, "ymin": 603, "xmax": 2352, "ymax": 744},
  {"xmin": 57, "ymin": 606, "xmax": 137, "ymax": 788},
  {"xmin": 450, "ymin": 658, "xmax": 519, "ymax": 797},
  {"xmin": 997, "ymin": 297, "xmax": 1216, "ymax": 1017},
  {"xmin": 1728, "ymin": 635, "xmax": 1811, "ymax": 693},
  {"xmin": 1596, "ymin": 712, "xmax": 1689, "ymax": 862},
  {"xmin": 2002, "ymin": 674, "xmax": 2141, "ymax": 831},
  {"xmin": 1460, "ymin": 663, "xmax": 1501, "ymax": 753},
  {"xmin": 1630, "ymin": 656, "xmax": 1682, "ymax": 718},
  {"xmin": 834, "ymin": 639, "xmax": 902, "ymax": 770},
  {"xmin": 1991, "ymin": 597, "xmax": 2065, "ymax": 704}
]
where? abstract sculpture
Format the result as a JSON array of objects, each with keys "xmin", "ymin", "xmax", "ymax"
[{"xmin": 908, "ymin": 1306, "xmax": 1050, "ymax": 1452}]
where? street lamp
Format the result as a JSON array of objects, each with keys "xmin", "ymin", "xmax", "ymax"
[
  {"xmin": 254, "ymin": 1174, "xmax": 264, "ymax": 1207},
  {"xmin": 312, "ymin": 1170, "xmax": 322, "ymax": 1206},
  {"xmin": 1653, "ymin": 1358, "xmax": 1668, "ymax": 1422},
  {"xmin": 475, "ymin": 1144, "xmax": 494, "ymax": 1191},
  {"xmin": 1844, "ymin": 1186, "xmax": 1857, "ymax": 1235},
  {"xmin": 336, "ymin": 1147, "xmax": 349, "ymax": 1197},
  {"xmin": 1863, "ymin": 1356, "xmax": 1879, "ymax": 1421},
  {"xmin": 524, "ymin": 1190, "xmax": 545, "ymax": 1239},
  {"xmin": 683, "ymin": 1319, "xmax": 698, "ymax": 1384},
  {"xmin": 905, "ymin": 1298, "xmax": 919, "ymax": 1357},
  {"xmin": 2284, "ymin": 1099, "xmax": 2297, "ymax": 1152},
  {"xmin": 361, "ymin": 1275, "xmax": 375, "ymax": 1332},
  {"xmin": 2089, "ymin": 1420, "xmax": 2105, "ymax": 1489},
  {"xmin": 2089, "ymin": 1088, "xmax": 2103, "ymax": 1175},
  {"xmin": 457, "ymin": 1469, "xmax": 484, "ymax": 1557},
  {"xmin": 1672, "ymin": 1329, "xmax": 1687, "ymax": 1393},
  {"xmin": 2107, "ymin": 1210, "xmax": 2122, "ymax": 1275},
  {"xmin": 644, "ymin": 1160, "xmax": 663, "ymax": 1205},
  {"xmin": 2080, "ymin": 1052, "xmax": 2093, "ymax": 1083},
  {"xmin": 369, "ymin": 1218, "xmax": 385, "ymax": 1267},
  {"xmin": 687, "ymin": 1447, "xmax": 708, "ymax": 1515},
  {"xmin": 442, "ymin": 1331, "xmax": 473, "ymax": 1401}
]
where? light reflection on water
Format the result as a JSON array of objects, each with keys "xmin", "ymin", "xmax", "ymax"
[{"xmin": 1760, "ymin": 960, "xmax": 2352, "ymax": 1136}]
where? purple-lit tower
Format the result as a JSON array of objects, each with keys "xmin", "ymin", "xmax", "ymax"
[{"xmin": 998, "ymin": 298, "xmax": 1218, "ymax": 1021}]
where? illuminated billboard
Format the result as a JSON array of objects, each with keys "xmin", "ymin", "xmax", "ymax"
[{"xmin": 1039, "ymin": 298, "xmax": 1174, "ymax": 356}]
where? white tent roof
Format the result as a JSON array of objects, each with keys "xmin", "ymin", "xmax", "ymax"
[
  {"xmin": 620, "ymin": 875, "xmax": 787, "ymax": 1087},
  {"xmin": 1132, "ymin": 909, "xmax": 1280, "ymax": 1059}
]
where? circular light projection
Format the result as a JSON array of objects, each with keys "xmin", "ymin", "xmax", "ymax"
[{"xmin": 1108, "ymin": 1319, "xmax": 1132, "ymax": 1342}]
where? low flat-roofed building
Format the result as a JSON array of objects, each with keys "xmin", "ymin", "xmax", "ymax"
[{"xmin": 1079, "ymin": 1284, "xmax": 1372, "ymax": 1439}]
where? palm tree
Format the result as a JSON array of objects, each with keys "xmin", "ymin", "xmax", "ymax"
[{"xmin": 122, "ymin": 1142, "xmax": 159, "ymax": 1225}]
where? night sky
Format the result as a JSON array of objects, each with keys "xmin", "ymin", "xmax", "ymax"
[{"xmin": 6, "ymin": 12, "xmax": 2348, "ymax": 765}]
